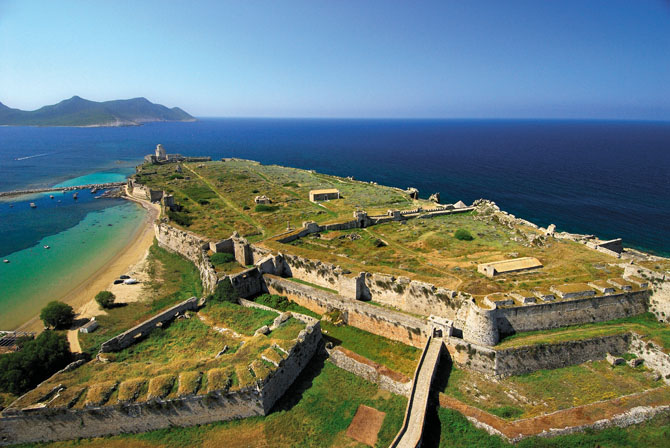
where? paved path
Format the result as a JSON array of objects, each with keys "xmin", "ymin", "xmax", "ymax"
[{"xmin": 391, "ymin": 335, "xmax": 443, "ymax": 448}]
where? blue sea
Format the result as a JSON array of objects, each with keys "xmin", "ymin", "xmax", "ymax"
[{"xmin": 1, "ymin": 119, "xmax": 669, "ymax": 327}]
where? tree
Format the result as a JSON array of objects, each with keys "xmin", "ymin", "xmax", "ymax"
[
  {"xmin": 39, "ymin": 301, "xmax": 75, "ymax": 329},
  {"xmin": 454, "ymin": 229, "xmax": 474, "ymax": 241},
  {"xmin": 0, "ymin": 331, "xmax": 72, "ymax": 395},
  {"xmin": 95, "ymin": 290, "xmax": 116, "ymax": 309},
  {"xmin": 209, "ymin": 279, "xmax": 238, "ymax": 303}
]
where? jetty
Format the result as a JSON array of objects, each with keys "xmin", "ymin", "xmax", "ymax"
[{"xmin": 0, "ymin": 182, "xmax": 126, "ymax": 198}]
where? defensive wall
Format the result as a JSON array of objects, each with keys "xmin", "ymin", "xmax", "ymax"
[
  {"xmin": 154, "ymin": 222, "xmax": 219, "ymax": 295},
  {"xmin": 0, "ymin": 304, "xmax": 322, "ymax": 446}
]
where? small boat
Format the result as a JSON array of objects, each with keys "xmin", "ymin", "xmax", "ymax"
[
  {"xmin": 9, "ymin": 204, "xmax": 13, "ymax": 208},
  {"xmin": 120, "ymin": 275, "xmax": 130, "ymax": 279},
  {"xmin": 30, "ymin": 202, "xmax": 36, "ymax": 208},
  {"xmin": 73, "ymin": 192, "xmax": 78, "ymax": 200},
  {"xmin": 49, "ymin": 195, "xmax": 54, "ymax": 199},
  {"xmin": 91, "ymin": 188, "xmax": 98, "ymax": 194},
  {"xmin": 43, "ymin": 245, "xmax": 50, "ymax": 249},
  {"xmin": 3, "ymin": 259, "xmax": 9, "ymax": 263},
  {"xmin": 123, "ymin": 278, "xmax": 139, "ymax": 285}
]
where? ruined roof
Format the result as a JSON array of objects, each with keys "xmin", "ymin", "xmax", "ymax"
[
  {"xmin": 479, "ymin": 257, "xmax": 543, "ymax": 274},
  {"xmin": 608, "ymin": 277, "xmax": 631, "ymax": 287}
]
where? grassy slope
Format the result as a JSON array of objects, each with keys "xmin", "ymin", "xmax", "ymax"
[{"xmin": 78, "ymin": 240, "xmax": 203, "ymax": 356}]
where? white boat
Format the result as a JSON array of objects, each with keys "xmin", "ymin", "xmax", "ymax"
[
  {"xmin": 73, "ymin": 192, "xmax": 78, "ymax": 200},
  {"xmin": 44, "ymin": 245, "xmax": 50, "ymax": 249},
  {"xmin": 49, "ymin": 195, "xmax": 54, "ymax": 199},
  {"xmin": 123, "ymin": 278, "xmax": 139, "ymax": 285},
  {"xmin": 29, "ymin": 202, "xmax": 36, "ymax": 208},
  {"xmin": 3, "ymin": 259, "xmax": 9, "ymax": 263}
]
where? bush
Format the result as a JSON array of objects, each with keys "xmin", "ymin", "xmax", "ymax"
[
  {"xmin": 167, "ymin": 209, "xmax": 193, "ymax": 227},
  {"xmin": 454, "ymin": 229, "xmax": 474, "ymax": 241},
  {"xmin": 95, "ymin": 291, "xmax": 116, "ymax": 309},
  {"xmin": 255, "ymin": 294, "xmax": 291, "ymax": 310},
  {"xmin": 40, "ymin": 301, "xmax": 75, "ymax": 329},
  {"xmin": 209, "ymin": 279, "xmax": 238, "ymax": 303},
  {"xmin": 0, "ymin": 331, "xmax": 72, "ymax": 395},
  {"xmin": 169, "ymin": 174, "xmax": 184, "ymax": 180},
  {"xmin": 255, "ymin": 204, "xmax": 279, "ymax": 212},
  {"xmin": 210, "ymin": 252, "xmax": 235, "ymax": 266}
]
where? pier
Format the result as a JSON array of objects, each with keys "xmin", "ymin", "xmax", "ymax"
[{"xmin": 0, "ymin": 182, "xmax": 126, "ymax": 198}]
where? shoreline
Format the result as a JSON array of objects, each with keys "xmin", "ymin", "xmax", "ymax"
[{"xmin": 16, "ymin": 196, "xmax": 159, "ymax": 333}]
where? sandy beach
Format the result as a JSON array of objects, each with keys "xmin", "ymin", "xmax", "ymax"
[{"xmin": 16, "ymin": 196, "xmax": 159, "ymax": 334}]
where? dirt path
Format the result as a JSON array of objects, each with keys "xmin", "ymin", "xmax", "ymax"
[{"xmin": 67, "ymin": 329, "xmax": 81, "ymax": 353}]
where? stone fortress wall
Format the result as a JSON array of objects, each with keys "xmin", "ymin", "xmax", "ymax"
[{"xmin": 0, "ymin": 295, "xmax": 322, "ymax": 446}]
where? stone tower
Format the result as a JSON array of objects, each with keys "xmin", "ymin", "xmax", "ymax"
[{"xmin": 155, "ymin": 144, "xmax": 167, "ymax": 160}]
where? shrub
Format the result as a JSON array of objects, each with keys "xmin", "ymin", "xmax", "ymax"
[
  {"xmin": 255, "ymin": 293, "xmax": 291, "ymax": 310},
  {"xmin": 169, "ymin": 174, "xmax": 184, "ymax": 180},
  {"xmin": 167, "ymin": 209, "xmax": 193, "ymax": 227},
  {"xmin": 209, "ymin": 279, "xmax": 238, "ymax": 303},
  {"xmin": 251, "ymin": 189, "xmax": 259, "ymax": 194},
  {"xmin": 210, "ymin": 252, "xmax": 235, "ymax": 266},
  {"xmin": 95, "ymin": 291, "xmax": 116, "ymax": 309},
  {"xmin": 255, "ymin": 204, "xmax": 279, "ymax": 212},
  {"xmin": 454, "ymin": 229, "xmax": 474, "ymax": 241},
  {"xmin": 0, "ymin": 331, "xmax": 71, "ymax": 395},
  {"xmin": 40, "ymin": 301, "xmax": 75, "ymax": 329}
]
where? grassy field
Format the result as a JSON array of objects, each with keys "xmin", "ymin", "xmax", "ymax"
[
  {"xmin": 79, "ymin": 240, "xmax": 203, "ymax": 356},
  {"xmin": 136, "ymin": 159, "xmax": 424, "ymax": 242},
  {"xmin": 136, "ymin": 160, "xmax": 634, "ymax": 299},
  {"xmin": 497, "ymin": 313, "xmax": 670, "ymax": 351},
  {"xmin": 440, "ymin": 360, "xmax": 663, "ymax": 419},
  {"xmin": 321, "ymin": 321, "xmax": 421, "ymax": 377},
  {"xmin": 17, "ymin": 359, "xmax": 407, "ymax": 448}
]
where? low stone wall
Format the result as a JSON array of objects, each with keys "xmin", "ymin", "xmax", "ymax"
[
  {"xmin": 629, "ymin": 333, "xmax": 670, "ymax": 384},
  {"xmin": 264, "ymin": 275, "xmax": 430, "ymax": 348},
  {"xmin": 446, "ymin": 338, "xmax": 497, "ymax": 375},
  {"xmin": 229, "ymin": 267, "xmax": 263, "ymax": 298},
  {"xmin": 99, "ymin": 297, "xmax": 199, "ymax": 353},
  {"xmin": 154, "ymin": 222, "xmax": 218, "ymax": 294},
  {"xmin": 327, "ymin": 347, "xmax": 411, "ymax": 397},
  {"xmin": 494, "ymin": 334, "xmax": 631, "ymax": 377}
]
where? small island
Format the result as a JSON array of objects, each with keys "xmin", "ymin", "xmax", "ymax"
[{"xmin": 0, "ymin": 96, "xmax": 195, "ymax": 127}]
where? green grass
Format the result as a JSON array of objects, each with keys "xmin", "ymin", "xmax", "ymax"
[
  {"xmin": 320, "ymin": 321, "xmax": 421, "ymax": 377},
  {"xmin": 497, "ymin": 313, "xmax": 670, "ymax": 351},
  {"xmin": 79, "ymin": 240, "xmax": 203, "ymax": 356},
  {"xmin": 287, "ymin": 277, "xmax": 338, "ymax": 295},
  {"xmin": 201, "ymin": 302, "xmax": 277, "ymax": 335}
]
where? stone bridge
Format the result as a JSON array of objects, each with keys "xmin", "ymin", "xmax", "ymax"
[{"xmin": 390, "ymin": 332, "xmax": 444, "ymax": 448}]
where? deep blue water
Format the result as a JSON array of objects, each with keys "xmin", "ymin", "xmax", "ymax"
[{"xmin": 1, "ymin": 118, "xmax": 669, "ymax": 256}]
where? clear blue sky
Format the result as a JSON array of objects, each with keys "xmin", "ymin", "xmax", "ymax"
[{"xmin": 1, "ymin": 0, "xmax": 669, "ymax": 119}]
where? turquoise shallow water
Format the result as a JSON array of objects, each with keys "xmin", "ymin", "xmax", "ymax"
[
  {"xmin": 0, "ymin": 200, "xmax": 145, "ymax": 330},
  {"xmin": 52, "ymin": 172, "xmax": 129, "ymax": 188}
]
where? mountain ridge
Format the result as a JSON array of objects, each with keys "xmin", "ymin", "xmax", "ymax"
[{"xmin": 0, "ymin": 96, "xmax": 195, "ymax": 127}]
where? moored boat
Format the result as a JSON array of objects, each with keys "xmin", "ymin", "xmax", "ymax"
[{"xmin": 29, "ymin": 202, "xmax": 36, "ymax": 208}]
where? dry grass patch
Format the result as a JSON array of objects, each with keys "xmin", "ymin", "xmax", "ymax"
[
  {"xmin": 117, "ymin": 378, "xmax": 146, "ymax": 403},
  {"xmin": 178, "ymin": 371, "xmax": 202, "ymax": 396},
  {"xmin": 206, "ymin": 368, "xmax": 233, "ymax": 393},
  {"xmin": 147, "ymin": 374, "xmax": 175, "ymax": 400},
  {"xmin": 84, "ymin": 381, "xmax": 117, "ymax": 407}
]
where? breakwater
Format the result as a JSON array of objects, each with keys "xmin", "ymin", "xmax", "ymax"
[{"xmin": 0, "ymin": 182, "xmax": 126, "ymax": 198}]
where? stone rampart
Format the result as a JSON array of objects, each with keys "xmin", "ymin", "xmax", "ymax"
[
  {"xmin": 99, "ymin": 297, "xmax": 199, "ymax": 353},
  {"xmin": 154, "ymin": 222, "xmax": 218, "ymax": 294},
  {"xmin": 494, "ymin": 291, "xmax": 649, "ymax": 338},
  {"xmin": 0, "ymin": 305, "xmax": 322, "ymax": 446},
  {"xmin": 264, "ymin": 275, "xmax": 430, "ymax": 348},
  {"xmin": 326, "ymin": 347, "xmax": 411, "ymax": 397},
  {"xmin": 494, "ymin": 334, "xmax": 631, "ymax": 377},
  {"xmin": 629, "ymin": 333, "xmax": 670, "ymax": 384},
  {"xmin": 228, "ymin": 268, "xmax": 263, "ymax": 298}
]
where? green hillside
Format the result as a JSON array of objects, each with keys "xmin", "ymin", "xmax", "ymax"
[{"xmin": 0, "ymin": 96, "xmax": 195, "ymax": 126}]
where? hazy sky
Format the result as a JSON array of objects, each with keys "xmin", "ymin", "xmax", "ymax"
[{"xmin": 1, "ymin": 0, "xmax": 669, "ymax": 119}]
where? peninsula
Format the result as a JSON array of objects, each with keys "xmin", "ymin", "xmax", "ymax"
[
  {"xmin": 0, "ymin": 96, "xmax": 195, "ymax": 127},
  {"xmin": 2, "ymin": 150, "xmax": 670, "ymax": 447}
]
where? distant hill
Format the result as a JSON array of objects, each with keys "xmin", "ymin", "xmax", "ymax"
[{"xmin": 0, "ymin": 96, "xmax": 195, "ymax": 127}]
